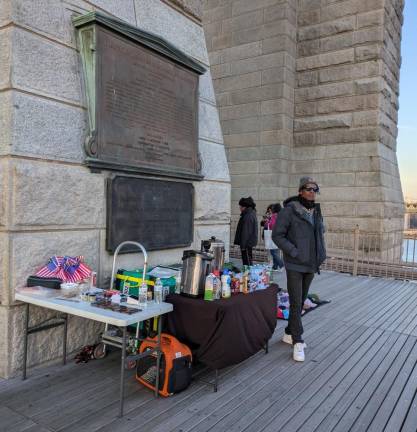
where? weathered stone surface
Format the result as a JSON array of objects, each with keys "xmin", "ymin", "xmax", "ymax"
[
  {"xmin": 221, "ymin": 41, "xmax": 262, "ymax": 63},
  {"xmin": 11, "ymin": 28, "xmax": 82, "ymax": 103},
  {"xmin": 0, "ymin": 233, "xmax": 8, "ymax": 305},
  {"xmin": 4, "ymin": 91, "xmax": 86, "ymax": 161},
  {"xmin": 294, "ymin": 114, "xmax": 352, "ymax": 132},
  {"xmin": 220, "ymin": 102, "xmax": 260, "ymax": 121},
  {"xmin": 316, "ymin": 94, "xmax": 379, "ymax": 114},
  {"xmin": 231, "ymin": 173, "xmax": 259, "ymax": 188},
  {"xmin": 229, "ymin": 160, "xmax": 259, "ymax": 175},
  {"xmin": 295, "ymin": 81, "xmax": 354, "ymax": 102},
  {"xmin": 0, "ymin": 0, "xmax": 11, "ymax": 26},
  {"xmin": 205, "ymin": 0, "xmax": 403, "ymax": 243},
  {"xmin": 192, "ymin": 223, "xmax": 230, "ymax": 258},
  {"xmin": 0, "ymin": 305, "xmax": 9, "ymax": 376},
  {"xmin": 136, "ymin": 0, "xmax": 209, "ymax": 64},
  {"xmin": 210, "ymin": 62, "xmax": 232, "ymax": 79},
  {"xmin": 231, "ymin": 52, "xmax": 285, "ymax": 75},
  {"xmin": 230, "ymin": 8, "xmax": 264, "ymax": 32},
  {"xmin": 0, "ymin": 159, "xmax": 7, "ymax": 227},
  {"xmin": 231, "ymin": 0, "xmax": 279, "ymax": 17},
  {"xmin": 258, "ymin": 186, "xmax": 288, "ymax": 201},
  {"xmin": 199, "ymin": 139, "xmax": 230, "ymax": 181},
  {"xmin": 194, "ymin": 181, "xmax": 231, "ymax": 222},
  {"xmin": 222, "ymin": 116, "xmax": 261, "ymax": 134},
  {"xmin": 10, "ymin": 0, "xmax": 136, "ymax": 46},
  {"xmin": 215, "ymin": 71, "xmax": 261, "ymax": 92},
  {"xmin": 258, "ymin": 159, "xmax": 288, "ymax": 174},
  {"xmin": 11, "ymin": 160, "xmax": 105, "ymax": 227},
  {"xmin": 0, "ymin": 28, "xmax": 11, "ymax": 90},
  {"xmin": 320, "ymin": 32, "xmax": 354, "ymax": 53},
  {"xmin": 296, "ymin": 49, "xmax": 354, "ymax": 71},
  {"xmin": 10, "ymin": 230, "xmax": 100, "ymax": 293},
  {"xmin": 0, "ymin": 92, "xmax": 12, "ymax": 155},
  {"xmin": 319, "ymin": 60, "xmax": 380, "ymax": 83},
  {"xmin": 224, "ymin": 132, "xmax": 260, "ymax": 148},
  {"xmin": 298, "ymin": 17, "xmax": 355, "ymax": 41},
  {"xmin": 353, "ymin": 110, "xmax": 379, "ymax": 127},
  {"xmin": 355, "ymin": 44, "xmax": 381, "ymax": 62},
  {"xmin": 199, "ymin": 100, "xmax": 224, "ymax": 143},
  {"xmin": 354, "ymin": 27, "xmax": 384, "ymax": 45},
  {"xmin": 203, "ymin": 3, "xmax": 231, "ymax": 24}
]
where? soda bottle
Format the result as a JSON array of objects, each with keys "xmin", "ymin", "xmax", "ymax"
[
  {"xmin": 242, "ymin": 270, "xmax": 249, "ymax": 294},
  {"xmin": 138, "ymin": 281, "xmax": 148, "ymax": 309},
  {"xmin": 154, "ymin": 278, "xmax": 163, "ymax": 304}
]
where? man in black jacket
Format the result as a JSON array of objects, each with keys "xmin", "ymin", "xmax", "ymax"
[
  {"xmin": 272, "ymin": 177, "xmax": 326, "ymax": 362},
  {"xmin": 234, "ymin": 197, "xmax": 258, "ymax": 266}
]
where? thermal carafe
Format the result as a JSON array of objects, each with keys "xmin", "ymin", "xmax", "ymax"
[
  {"xmin": 200, "ymin": 237, "xmax": 225, "ymax": 272},
  {"xmin": 180, "ymin": 250, "xmax": 213, "ymax": 298}
]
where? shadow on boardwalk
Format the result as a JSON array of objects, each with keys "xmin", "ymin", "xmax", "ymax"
[{"xmin": 1, "ymin": 271, "xmax": 417, "ymax": 432}]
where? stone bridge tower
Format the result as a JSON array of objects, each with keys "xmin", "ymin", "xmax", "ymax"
[{"xmin": 203, "ymin": 0, "xmax": 405, "ymax": 247}]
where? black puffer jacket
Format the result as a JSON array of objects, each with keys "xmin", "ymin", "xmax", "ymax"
[
  {"xmin": 234, "ymin": 207, "xmax": 258, "ymax": 249},
  {"xmin": 272, "ymin": 196, "xmax": 326, "ymax": 273}
]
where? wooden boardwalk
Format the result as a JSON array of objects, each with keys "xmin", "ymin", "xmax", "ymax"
[{"xmin": 2, "ymin": 271, "xmax": 417, "ymax": 432}]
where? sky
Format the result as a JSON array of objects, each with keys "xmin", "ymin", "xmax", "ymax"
[{"xmin": 397, "ymin": 0, "xmax": 417, "ymax": 200}]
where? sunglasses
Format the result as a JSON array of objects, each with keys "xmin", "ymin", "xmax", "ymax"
[{"xmin": 303, "ymin": 187, "xmax": 319, "ymax": 192}]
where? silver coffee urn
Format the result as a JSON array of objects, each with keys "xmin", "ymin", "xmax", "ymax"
[
  {"xmin": 201, "ymin": 236, "xmax": 225, "ymax": 272},
  {"xmin": 180, "ymin": 250, "xmax": 213, "ymax": 298}
]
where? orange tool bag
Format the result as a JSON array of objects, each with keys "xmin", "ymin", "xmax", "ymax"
[{"xmin": 136, "ymin": 333, "xmax": 192, "ymax": 397}]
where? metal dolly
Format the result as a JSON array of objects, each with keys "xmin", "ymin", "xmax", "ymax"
[{"xmin": 97, "ymin": 241, "xmax": 164, "ymax": 416}]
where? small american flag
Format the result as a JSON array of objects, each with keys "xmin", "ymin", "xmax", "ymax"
[{"xmin": 36, "ymin": 256, "xmax": 92, "ymax": 283}]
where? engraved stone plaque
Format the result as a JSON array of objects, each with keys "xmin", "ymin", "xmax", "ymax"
[
  {"xmin": 73, "ymin": 12, "xmax": 205, "ymax": 180},
  {"xmin": 106, "ymin": 176, "xmax": 193, "ymax": 252}
]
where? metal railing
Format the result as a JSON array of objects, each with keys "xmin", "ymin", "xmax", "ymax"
[{"xmin": 230, "ymin": 221, "xmax": 417, "ymax": 281}]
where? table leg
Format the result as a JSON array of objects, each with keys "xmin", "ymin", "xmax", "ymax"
[
  {"xmin": 22, "ymin": 303, "xmax": 29, "ymax": 380},
  {"xmin": 119, "ymin": 326, "xmax": 127, "ymax": 418},
  {"xmin": 214, "ymin": 369, "xmax": 218, "ymax": 392},
  {"xmin": 63, "ymin": 314, "xmax": 68, "ymax": 365},
  {"xmin": 155, "ymin": 316, "xmax": 162, "ymax": 399}
]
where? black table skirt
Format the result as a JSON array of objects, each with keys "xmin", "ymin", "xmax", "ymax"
[{"xmin": 164, "ymin": 285, "xmax": 278, "ymax": 370}]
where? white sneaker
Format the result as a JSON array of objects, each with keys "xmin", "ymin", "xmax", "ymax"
[
  {"xmin": 303, "ymin": 298, "xmax": 317, "ymax": 310},
  {"xmin": 282, "ymin": 333, "xmax": 307, "ymax": 348},
  {"xmin": 293, "ymin": 343, "xmax": 305, "ymax": 362}
]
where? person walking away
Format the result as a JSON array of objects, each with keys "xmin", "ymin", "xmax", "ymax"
[
  {"xmin": 263, "ymin": 204, "xmax": 284, "ymax": 271},
  {"xmin": 272, "ymin": 177, "xmax": 326, "ymax": 362},
  {"xmin": 234, "ymin": 197, "xmax": 258, "ymax": 266}
]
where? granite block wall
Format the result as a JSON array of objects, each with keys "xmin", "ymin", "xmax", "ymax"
[
  {"xmin": 294, "ymin": 0, "xmax": 404, "ymax": 237},
  {"xmin": 203, "ymin": 0, "xmax": 297, "ymax": 221},
  {"xmin": 0, "ymin": 0, "xmax": 230, "ymax": 377},
  {"xmin": 203, "ymin": 0, "xmax": 405, "ymax": 242}
]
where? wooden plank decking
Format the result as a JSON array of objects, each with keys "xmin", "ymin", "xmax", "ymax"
[{"xmin": 1, "ymin": 271, "xmax": 417, "ymax": 432}]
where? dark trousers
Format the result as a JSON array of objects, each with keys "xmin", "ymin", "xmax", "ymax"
[
  {"xmin": 270, "ymin": 249, "xmax": 284, "ymax": 269},
  {"xmin": 241, "ymin": 247, "xmax": 253, "ymax": 266},
  {"xmin": 285, "ymin": 269, "xmax": 314, "ymax": 344}
]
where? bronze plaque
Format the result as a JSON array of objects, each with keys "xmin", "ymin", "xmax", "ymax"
[
  {"xmin": 106, "ymin": 176, "xmax": 193, "ymax": 252},
  {"xmin": 95, "ymin": 26, "xmax": 200, "ymax": 178}
]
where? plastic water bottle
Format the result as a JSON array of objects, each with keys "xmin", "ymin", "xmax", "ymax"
[
  {"xmin": 163, "ymin": 284, "xmax": 169, "ymax": 301},
  {"xmin": 139, "ymin": 281, "xmax": 148, "ymax": 309},
  {"xmin": 175, "ymin": 274, "xmax": 181, "ymax": 294},
  {"xmin": 204, "ymin": 273, "xmax": 215, "ymax": 301},
  {"xmin": 154, "ymin": 278, "xmax": 163, "ymax": 304},
  {"xmin": 213, "ymin": 270, "xmax": 221, "ymax": 299}
]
